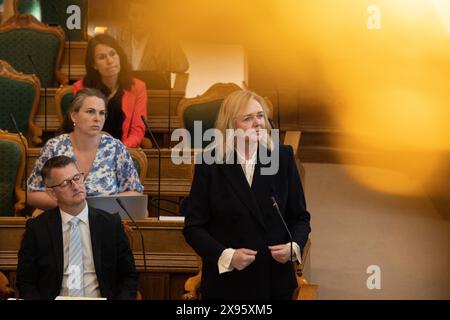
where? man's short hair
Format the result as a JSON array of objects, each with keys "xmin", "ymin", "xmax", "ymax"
[{"xmin": 41, "ymin": 156, "xmax": 77, "ymax": 186}]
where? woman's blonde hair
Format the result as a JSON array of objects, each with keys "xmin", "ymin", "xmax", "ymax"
[{"xmin": 213, "ymin": 90, "xmax": 273, "ymax": 158}]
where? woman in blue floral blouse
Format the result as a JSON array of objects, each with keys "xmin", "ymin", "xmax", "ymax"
[{"xmin": 27, "ymin": 88, "xmax": 144, "ymax": 210}]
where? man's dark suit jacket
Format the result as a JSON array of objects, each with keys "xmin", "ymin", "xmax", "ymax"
[
  {"xmin": 183, "ymin": 145, "xmax": 311, "ymax": 299},
  {"xmin": 16, "ymin": 206, "xmax": 138, "ymax": 300}
]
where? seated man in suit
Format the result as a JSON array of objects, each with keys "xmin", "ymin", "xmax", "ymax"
[{"xmin": 16, "ymin": 155, "xmax": 138, "ymax": 299}]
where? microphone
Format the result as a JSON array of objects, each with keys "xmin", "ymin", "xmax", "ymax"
[
  {"xmin": 9, "ymin": 113, "xmax": 28, "ymax": 210},
  {"xmin": 116, "ymin": 198, "xmax": 147, "ymax": 273},
  {"xmin": 270, "ymin": 195, "xmax": 293, "ymax": 262},
  {"xmin": 141, "ymin": 115, "xmax": 161, "ymax": 217},
  {"xmin": 50, "ymin": 2, "xmax": 71, "ymax": 83},
  {"xmin": 27, "ymin": 54, "xmax": 48, "ymax": 133},
  {"xmin": 167, "ymin": 50, "xmax": 172, "ymax": 136},
  {"xmin": 275, "ymin": 88, "xmax": 281, "ymax": 130},
  {"xmin": 268, "ymin": 118, "xmax": 277, "ymax": 130}
]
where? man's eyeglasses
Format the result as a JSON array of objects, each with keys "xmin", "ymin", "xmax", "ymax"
[{"xmin": 47, "ymin": 173, "xmax": 85, "ymax": 189}]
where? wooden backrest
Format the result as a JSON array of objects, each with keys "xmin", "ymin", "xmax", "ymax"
[
  {"xmin": 0, "ymin": 271, "xmax": 15, "ymax": 299},
  {"xmin": 0, "ymin": 13, "xmax": 66, "ymax": 86},
  {"xmin": 54, "ymin": 85, "xmax": 74, "ymax": 125},
  {"xmin": 177, "ymin": 83, "xmax": 274, "ymax": 148},
  {"xmin": 0, "ymin": 59, "xmax": 42, "ymax": 145},
  {"xmin": 128, "ymin": 148, "xmax": 148, "ymax": 182},
  {"xmin": 0, "ymin": 130, "xmax": 27, "ymax": 216}
]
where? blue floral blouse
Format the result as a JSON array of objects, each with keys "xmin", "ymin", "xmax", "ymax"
[{"xmin": 28, "ymin": 134, "xmax": 144, "ymax": 195}]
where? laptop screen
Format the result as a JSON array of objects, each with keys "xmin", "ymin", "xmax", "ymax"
[{"xmin": 86, "ymin": 195, "xmax": 148, "ymax": 220}]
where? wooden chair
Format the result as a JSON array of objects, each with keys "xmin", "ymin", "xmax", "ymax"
[
  {"xmin": 0, "ymin": 271, "xmax": 15, "ymax": 300},
  {"xmin": 177, "ymin": 83, "xmax": 241, "ymax": 148},
  {"xmin": 0, "ymin": 130, "xmax": 27, "ymax": 216},
  {"xmin": 177, "ymin": 83, "xmax": 274, "ymax": 144},
  {"xmin": 0, "ymin": 13, "xmax": 66, "ymax": 87},
  {"xmin": 0, "ymin": 60, "xmax": 42, "ymax": 145},
  {"xmin": 14, "ymin": 0, "xmax": 41, "ymax": 20},
  {"xmin": 128, "ymin": 147, "xmax": 148, "ymax": 182},
  {"xmin": 54, "ymin": 85, "xmax": 74, "ymax": 126}
]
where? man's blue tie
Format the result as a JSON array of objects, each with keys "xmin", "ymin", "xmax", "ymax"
[{"xmin": 68, "ymin": 217, "xmax": 84, "ymax": 297}]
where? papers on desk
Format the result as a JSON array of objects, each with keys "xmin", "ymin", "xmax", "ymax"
[{"xmin": 158, "ymin": 215, "xmax": 185, "ymax": 222}]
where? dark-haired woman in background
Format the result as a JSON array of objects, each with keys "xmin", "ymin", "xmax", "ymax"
[{"xmin": 74, "ymin": 34, "xmax": 148, "ymax": 148}]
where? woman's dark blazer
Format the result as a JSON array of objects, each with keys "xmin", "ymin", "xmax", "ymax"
[{"xmin": 183, "ymin": 144, "xmax": 311, "ymax": 299}]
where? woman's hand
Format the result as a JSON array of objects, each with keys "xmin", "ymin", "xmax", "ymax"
[
  {"xmin": 268, "ymin": 243, "xmax": 292, "ymax": 264},
  {"xmin": 230, "ymin": 248, "xmax": 257, "ymax": 271}
]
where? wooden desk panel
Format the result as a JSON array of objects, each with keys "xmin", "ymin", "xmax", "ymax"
[
  {"xmin": 0, "ymin": 217, "xmax": 197, "ymax": 299},
  {"xmin": 61, "ymin": 41, "xmax": 87, "ymax": 81}
]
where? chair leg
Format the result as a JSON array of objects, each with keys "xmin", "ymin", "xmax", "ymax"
[
  {"xmin": 298, "ymin": 284, "xmax": 319, "ymax": 300},
  {"xmin": 294, "ymin": 275, "xmax": 319, "ymax": 300},
  {"xmin": 183, "ymin": 272, "xmax": 202, "ymax": 300}
]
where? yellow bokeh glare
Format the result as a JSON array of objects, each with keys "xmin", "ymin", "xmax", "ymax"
[
  {"xmin": 268, "ymin": 0, "xmax": 450, "ymax": 195},
  {"xmin": 108, "ymin": 0, "xmax": 449, "ymax": 195}
]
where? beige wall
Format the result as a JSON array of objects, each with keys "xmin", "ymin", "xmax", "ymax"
[{"xmin": 181, "ymin": 42, "xmax": 246, "ymax": 97}]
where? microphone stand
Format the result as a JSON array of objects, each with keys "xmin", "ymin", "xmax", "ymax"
[
  {"xmin": 271, "ymin": 196, "xmax": 293, "ymax": 262},
  {"xmin": 166, "ymin": 48, "xmax": 172, "ymax": 143},
  {"xmin": 116, "ymin": 198, "xmax": 147, "ymax": 273},
  {"xmin": 67, "ymin": 30, "xmax": 71, "ymax": 83},
  {"xmin": 141, "ymin": 116, "xmax": 161, "ymax": 217},
  {"xmin": 276, "ymin": 86, "xmax": 281, "ymax": 130},
  {"xmin": 9, "ymin": 113, "xmax": 28, "ymax": 211},
  {"xmin": 50, "ymin": 3, "xmax": 71, "ymax": 83}
]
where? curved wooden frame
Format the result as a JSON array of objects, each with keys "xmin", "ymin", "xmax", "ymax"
[
  {"xmin": 54, "ymin": 85, "xmax": 74, "ymax": 125},
  {"xmin": 0, "ymin": 270, "xmax": 15, "ymax": 299},
  {"xmin": 177, "ymin": 83, "xmax": 242, "ymax": 129},
  {"xmin": 0, "ymin": 129, "xmax": 28, "ymax": 215},
  {"xmin": 0, "ymin": 13, "xmax": 67, "ymax": 85},
  {"xmin": 0, "ymin": 60, "xmax": 42, "ymax": 145},
  {"xmin": 128, "ymin": 148, "xmax": 148, "ymax": 182}
]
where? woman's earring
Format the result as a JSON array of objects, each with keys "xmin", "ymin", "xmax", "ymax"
[{"xmin": 73, "ymin": 122, "xmax": 76, "ymax": 127}]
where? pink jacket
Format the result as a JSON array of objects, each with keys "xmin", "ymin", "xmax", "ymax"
[{"xmin": 73, "ymin": 78, "xmax": 148, "ymax": 148}]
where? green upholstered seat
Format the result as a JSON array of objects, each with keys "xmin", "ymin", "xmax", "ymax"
[
  {"xmin": 17, "ymin": 0, "xmax": 87, "ymax": 40},
  {"xmin": 61, "ymin": 91, "xmax": 74, "ymax": 115},
  {"xmin": 54, "ymin": 85, "xmax": 74, "ymax": 126},
  {"xmin": 17, "ymin": 0, "xmax": 42, "ymax": 21},
  {"xmin": 183, "ymin": 99, "xmax": 223, "ymax": 148},
  {"xmin": 0, "ymin": 14, "xmax": 65, "ymax": 87},
  {"xmin": 0, "ymin": 28, "xmax": 60, "ymax": 87},
  {"xmin": 132, "ymin": 158, "xmax": 141, "ymax": 177},
  {"xmin": 127, "ymin": 148, "xmax": 147, "ymax": 182},
  {"xmin": 0, "ymin": 139, "xmax": 21, "ymax": 216},
  {"xmin": 0, "ymin": 60, "xmax": 42, "ymax": 145},
  {"xmin": 177, "ymin": 83, "xmax": 243, "ymax": 149},
  {"xmin": 0, "ymin": 76, "xmax": 36, "ymax": 134}
]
